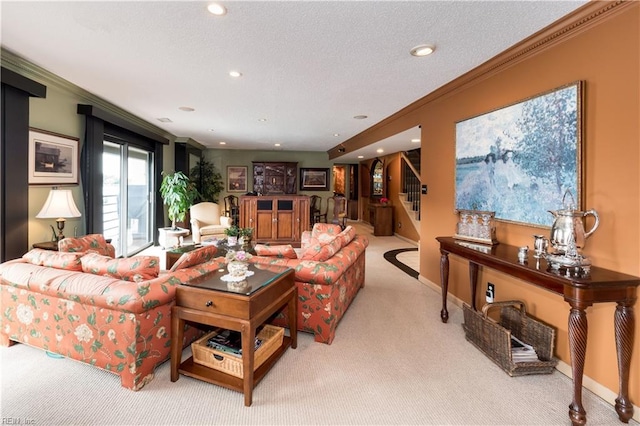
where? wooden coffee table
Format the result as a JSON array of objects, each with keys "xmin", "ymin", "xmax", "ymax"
[{"xmin": 170, "ymin": 264, "xmax": 297, "ymax": 406}]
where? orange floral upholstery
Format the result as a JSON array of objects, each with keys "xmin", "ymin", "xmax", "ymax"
[
  {"xmin": 23, "ymin": 249, "xmax": 83, "ymax": 271},
  {"xmin": 170, "ymin": 245, "xmax": 219, "ymax": 271},
  {"xmin": 80, "ymin": 252, "xmax": 160, "ymax": 282},
  {"xmin": 254, "ymin": 244, "xmax": 298, "ymax": 259},
  {"xmin": 249, "ymin": 223, "xmax": 368, "ymax": 344},
  {"xmin": 0, "ymin": 252, "xmax": 227, "ymax": 391},
  {"xmin": 58, "ymin": 234, "xmax": 116, "ymax": 258}
]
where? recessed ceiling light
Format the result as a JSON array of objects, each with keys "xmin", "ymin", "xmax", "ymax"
[
  {"xmin": 207, "ymin": 3, "xmax": 227, "ymax": 16},
  {"xmin": 178, "ymin": 106, "xmax": 195, "ymax": 112},
  {"xmin": 353, "ymin": 115, "xmax": 368, "ymax": 120},
  {"xmin": 274, "ymin": 143, "xmax": 281, "ymax": 147},
  {"xmin": 219, "ymin": 141, "xmax": 226, "ymax": 145},
  {"xmin": 376, "ymin": 148, "xmax": 384, "ymax": 153},
  {"xmin": 410, "ymin": 44, "xmax": 436, "ymax": 57},
  {"xmin": 258, "ymin": 118, "xmax": 267, "ymax": 122},
  {"xmin": 411, "ymin": 138, "xmax": 421, "ymax": 143},
  {"xmin": 208, "ymin": 129, "xmax": 215, "ymax": 132},
  {"xmin": 157, "ymin": 117, "xmax": 172, "ymax": 123},
  {"xmin": 333, "ymin": 133, "xmax": 340, "ymax": 137},
  {"xmin": 357, "ymin": 155, "xmax": 364, "ymax": 159},
  {"xmin": 229, "ymin": 70, "xmax": 242, "ymax": 78}
]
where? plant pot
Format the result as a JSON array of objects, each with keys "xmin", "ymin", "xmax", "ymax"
[
  {"xmin": 227, "ymin": 236, "xmax": 238, "ymax": 246},
  {"xmin": 158, "ymin": 227, "xmax": 189, "ymax": 250}
]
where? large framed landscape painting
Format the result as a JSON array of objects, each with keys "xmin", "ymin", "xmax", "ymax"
[{"xmin": 455, "ymin": 81, "xmax": 583, "ymax": 227}]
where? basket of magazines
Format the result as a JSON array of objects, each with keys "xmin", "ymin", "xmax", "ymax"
[
  {"xmin": 462, "ymin": 300, "xmax": 558, "ymax": 376},
  {"xmin": 191, "ymin": 324, "xmax": 284, "ymax": 378}
]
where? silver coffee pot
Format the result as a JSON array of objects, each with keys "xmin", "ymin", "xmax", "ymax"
[{"xmin": 548, "ymin": 191, "xmax": 599, "ymax": 254}]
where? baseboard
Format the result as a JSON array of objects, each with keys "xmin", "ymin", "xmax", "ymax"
[{"xmin": 417, "ymin": 275, "xmax": 640, "ymax": 423}]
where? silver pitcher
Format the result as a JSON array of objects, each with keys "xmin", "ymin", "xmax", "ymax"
[{"xmin": 548, "ymin": 191, "xmax": 599, "ymax": 254}]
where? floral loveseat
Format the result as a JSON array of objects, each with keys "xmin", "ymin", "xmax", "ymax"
[
  {"xmin": 0, "ymin": 235, "xmax": 225, "ymax": 390},
  {"xmin": 248, "ymin": 223, "xmax": 368, "ymax": 344}
]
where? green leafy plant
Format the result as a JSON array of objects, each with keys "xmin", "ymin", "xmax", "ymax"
[
  {"xmin": 239, "ymin": 227, "xmax": 253, "ymax": 238},
  {"xmin": 190, "ymin": 159, "xmax": 224, "ymax": 203},
  {"xmin": 160, "ymin": 171, "xmax": 199, "ymax": 230},
  {"xmin": 224, "ymin": 225, "xmax": 240, "ymax": 237}
]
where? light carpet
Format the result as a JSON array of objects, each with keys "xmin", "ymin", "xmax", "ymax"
[{"xmin": 1, "ymin": 223, "xmax": 635, "ymax": 425}]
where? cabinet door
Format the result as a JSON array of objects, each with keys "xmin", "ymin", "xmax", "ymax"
[
  {"xmin": 239, "ymin": 197, "xmax": 256, "ymax": 230},
  {"xmin": 255, "ymin": 198, "xmax": 276, "ymax": 240},
  {"xmin": 265, "ymin": 164, "xmax": 286, "ymax": 195},
  {"xmin": 285, "ymin": 163, "xmax": 297, "ymax": 194},
  {"xmin": 274, "ymin": 198, "xmax": 295, "ymax": 241},
  {"xmin": 253, "ymin": 163, "xmax": 265, "ymax": 195}
]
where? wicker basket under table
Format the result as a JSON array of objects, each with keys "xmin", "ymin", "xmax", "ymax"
[
  {"xmin": 192, "ymin": 325, "xmax": 284, "ymax": 379},
  {"xmin": 462, "ymin": 300, "xmax": 558, "ymax": 376}
]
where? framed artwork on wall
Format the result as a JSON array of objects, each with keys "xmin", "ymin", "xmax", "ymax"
[
  {"xmin": 28, "ymin": 128, "xmax": 79, "ymax": 185},
  {"xmin": 227, "ymin": 166, "xmax": 247, "ymax": 192},
  {"xmin": 454, "ymin": 81, "xmax": 583, "ymax": 227},
  {"xmin": 300, "ymin": 168, "xmax": 329, "ymax": 191}
]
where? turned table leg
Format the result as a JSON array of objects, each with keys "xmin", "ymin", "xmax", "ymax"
[
  {"xmin": 469, "ymin": 262, "xmax": 478, "ymax": 311},
  {"xmin": 440, "ymin": 250, "xmax": 449, "ymax": 323},
  {"xmin": 568, "ymin": 304, "xmax": 588, "ymax": 426},
  {"xmin": 614, "ymin": 302, "xmax": 635, "ymax": 423}
]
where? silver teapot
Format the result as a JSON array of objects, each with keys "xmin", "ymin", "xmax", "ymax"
[{"xmin": 548, "ymin": 191, "xmax": 599, "ymax": 254}]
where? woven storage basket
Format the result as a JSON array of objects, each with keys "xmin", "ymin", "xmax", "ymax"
[
  {"xmin": 462, "ymin": 300, "xmax": 558, "ymax": 376},
  {"xmin": 192, "ymin": 325, "xmax": 284, "ymax": 378}
]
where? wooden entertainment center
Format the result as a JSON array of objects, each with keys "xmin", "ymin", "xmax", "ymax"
[{"xmin": 239, "ymin": 195, "xmax": 310, "ymax": 247}]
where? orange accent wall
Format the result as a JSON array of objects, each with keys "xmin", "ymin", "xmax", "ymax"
[{"xmin": 358, "ymin": 2, "xmax": 640, "ymax": 406}]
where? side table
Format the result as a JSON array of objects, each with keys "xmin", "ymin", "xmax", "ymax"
[{"xmin": 170, "ymin": 264, "xmax": 297, "ymax": 406}]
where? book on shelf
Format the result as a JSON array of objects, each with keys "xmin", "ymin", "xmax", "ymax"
[
  {"xmin": 511, "ymin": 335, "xmax": 539, "ymax": 363},
  {"xmin": 206, "ymin": 328, "xmax": 264, "ymax": 357}
]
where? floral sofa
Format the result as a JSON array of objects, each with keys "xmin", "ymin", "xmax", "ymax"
[
  {"xmin": 0, "ymin": 234, "xmax": 225, "ymax": 390},
  {"xmin": 248, "ymin": 223, "xmax": 369, "ymax": 344}
]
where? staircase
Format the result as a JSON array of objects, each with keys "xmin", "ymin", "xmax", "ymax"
[{"xmin": 399, "ymin": 149, "xmax": 421, "ymax": 234}]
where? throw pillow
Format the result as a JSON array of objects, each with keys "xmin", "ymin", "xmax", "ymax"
[
  {"xmin": 170, "ymin": 245, "xmax": 219, "ymax": 271},
  {"xmin": 298, "ymin": 235, "xmax": 343, "ymax": 262},
  {"xmin": 81, "ymin": 252, "xmax": 159, "ymax": 282},
  {"xmin": 254, "ymin": 244, "xmax": 298, "ymax": 259},
  {"xmin": 58, "ymin": 234, "xmax": 116, "ymax": 258},
  {"xmin": 338, "ymin": 225, "xmax": 356, "ymax": 246},
  {"xmin": 22, "ymin": 249, "xmax": 83, "ymax": 271},
  {"xmin": 311, "ymin": 223, "xmax": 343, "ymax": 239}
]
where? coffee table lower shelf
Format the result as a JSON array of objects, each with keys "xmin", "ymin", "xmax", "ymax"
[{"xmin": 178, "ymin": 336, "xmax": 291, "ymax": 392}]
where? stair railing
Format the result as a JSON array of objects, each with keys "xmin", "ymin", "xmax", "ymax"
[{"xmin": 400, "ymin": 151, "xmax": 421, "ymax": 220}]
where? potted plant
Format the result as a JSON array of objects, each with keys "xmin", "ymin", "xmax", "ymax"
[
  {"xmin": 159, "ymin": 171, "xmax": 199, "ymax": 248},
  {"xmin": 239, "ymin": 227, "xmax": 253, "ymax": 249},
  {"xmin": 224, "ymin": 225, "xmax": 240, "ymax": 246},
  {"xmin": 190, "ymin": 159, "xmax": 224, "ymax": 203}
]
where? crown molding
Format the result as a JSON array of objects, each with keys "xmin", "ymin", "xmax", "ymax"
[
  {"xmin": 1, "ymin": 48, "xmax": 176, "ymax": 143},
  {"xmin": 330, "ymin": 0, "xmax": 631, "ymax": 160}
]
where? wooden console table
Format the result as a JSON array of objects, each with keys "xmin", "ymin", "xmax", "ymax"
[{"xmin": 436, "ymin": 236, "xmax": 638, "ymax": 426}]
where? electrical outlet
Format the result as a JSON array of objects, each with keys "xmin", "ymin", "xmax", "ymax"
[{"xmin": 486, "ymin": 283, "xmax": 495, "ymax": 303}]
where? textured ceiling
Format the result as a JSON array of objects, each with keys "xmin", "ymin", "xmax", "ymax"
[{"xmin": 1, "ymin": 1, "xmax": 587, "ymax": 161}]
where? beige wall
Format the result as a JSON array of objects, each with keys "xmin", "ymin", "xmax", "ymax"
[{"xmin": 349, "ymin": 1, "xmax": 640, "ymax": 406}]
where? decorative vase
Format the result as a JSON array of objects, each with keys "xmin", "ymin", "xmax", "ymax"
[{"xmin": 227, "ymin": 260, "xmax": 248, "ymax": 278}]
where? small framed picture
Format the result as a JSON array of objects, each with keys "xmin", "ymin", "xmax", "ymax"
[
  {"xmin": 227, "ymin": 166, "xmax": 248, "ymax": 192},
  {"xmin": 300, "ymin": 168, "xmax": 330, "ymax": 191},
  {"xmin": 28, "ymin": 128, "xmax": 79, "ymax": 185}
]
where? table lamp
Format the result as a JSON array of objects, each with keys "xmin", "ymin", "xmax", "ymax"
[{"xmin": 36, "ymin": 188, "xmax": 82, "ymax": 241}]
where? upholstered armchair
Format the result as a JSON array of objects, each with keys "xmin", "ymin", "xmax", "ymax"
[{"xmin": 190, "ymin": 202, "xmax": 233, "ymax": 243}]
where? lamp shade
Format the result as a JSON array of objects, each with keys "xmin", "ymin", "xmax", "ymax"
[{"xmin": 36, "ymin": 189, "xmax": 81, "ymax": 219}]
